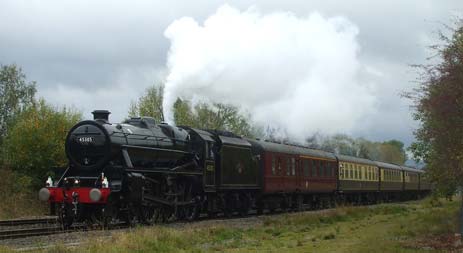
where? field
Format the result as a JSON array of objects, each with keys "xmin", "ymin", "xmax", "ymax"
[{"xmin": 1, "ymin": 197, "xmax": 460, "ymax": 253}]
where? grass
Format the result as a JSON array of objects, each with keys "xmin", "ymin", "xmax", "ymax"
[
  {"xmin": 0, "ymin": 169, "xmax": 47, "ymax": 219},
  {"xmin": 2, "ymin": 197, "xmax": 461, "ymax": 253}
]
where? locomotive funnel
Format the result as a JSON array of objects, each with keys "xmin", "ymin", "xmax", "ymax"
[{"xmin": 92, "ymin": 110, "xmax": 111, "ymax": 121}]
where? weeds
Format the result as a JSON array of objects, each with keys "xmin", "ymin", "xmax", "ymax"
[{"xmin": 2, "ymin": 197, "xmax": 458, "ymax": 253}]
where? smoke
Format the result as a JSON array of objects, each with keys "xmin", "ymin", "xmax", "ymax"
[{"xmin": 163, "ymin": 5, "xmax": 377, "ymax": 140}]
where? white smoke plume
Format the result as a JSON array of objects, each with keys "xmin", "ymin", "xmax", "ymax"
[{"xmin": 163, "ymin": 5, "xmax": 377, "ymax": 140}]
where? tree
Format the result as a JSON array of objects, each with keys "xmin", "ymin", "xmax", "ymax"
[
  {"xmin": 377, "ymin": 140, "xmax": 406, "ymax": 164},
  {"xmin": 2, "ymin": 99, "xmax": 81, "ymax": 187},
  {"xmin": 193, "ymin": 102, "xmax": 255, "ymax": 137},
  {"xmin": 405, "ymin": 22, "xmax": 463, "ymax": 194},
  {"xmin": 128, "ymin": 84, "xmax": 164, "ymax": 122},
  {"xmin": 0, "ymin": 64, "xmax": 36, "ymax": 140},
  {"xmin": 130, "ymin": 87, "xmax": 257, "ymax": 137},
  {"xmin": 307, "ymin": 134, "xmax": 406, "ymax": 164},
  {"xmin": 173, "ymin": 98, "xmax": 196, "ymax": 127}
]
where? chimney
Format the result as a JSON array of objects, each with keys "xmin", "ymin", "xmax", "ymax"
[{"xmin": 92, "ymin": 110, "xmax": 111, "ymax": 122}]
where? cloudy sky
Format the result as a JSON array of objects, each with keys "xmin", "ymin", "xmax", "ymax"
[{"xmin": 1, "ymin": 0, "xmax": 462, "ymax": 146}]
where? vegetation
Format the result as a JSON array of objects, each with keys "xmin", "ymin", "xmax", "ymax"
[
  {"xmin": 2, "ymin": 99, "xmax": 81, "ymax": 187},
  {"xmin": 16, "ymin": 198, "xmax": 460, "ymax": 253},
  {"xmin": 129, "ymin": 84, "xmax": 165, "ymax": 123},
  {"xmin": 405, "ymin": 21, "xmax": 463, "ymax": 194},
  {"xmin": 0, "ymin": 169, "xmax": 46, "ymax": 219},
  {"xmin": 0, "ymin": 64, "xmax": 36, "ymax": 149},
  {"xmin": 129, "ymin": 84, "xmax": 258, "ymax": 137},
  {"xmin": 306, "ymin": 134, "xmax": 407, "ymax": 164},
  {"xmin": 0, "ymin": 64, "xmax": 81, "ymax": 218}
]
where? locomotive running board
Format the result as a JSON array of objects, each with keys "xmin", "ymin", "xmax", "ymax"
[
  {"xmin": 121, "ymin": 145, "xmax": 192, "ymax": 155},
  {"xmin": 125, "ymin": 169, "xmax": 202, "ymax": 175}
]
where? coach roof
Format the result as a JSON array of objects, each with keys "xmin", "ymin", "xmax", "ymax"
[
  {"xmin": 250, "ymin": 140, "xmax": 337, "ymax": 160},
  {"xmin": 336, "ymin": 154, "xmax": 377, "ymax": 166},
  {"xmin": 375, "ymin": 161, "xmax": 402, "ymax": 170}
]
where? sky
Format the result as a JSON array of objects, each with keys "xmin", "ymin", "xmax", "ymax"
[{"xmin": 1, "ymin": 0, "xmax": 462, "ymax": 146}]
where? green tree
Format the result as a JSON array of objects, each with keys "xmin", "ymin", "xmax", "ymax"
[
  {"xmin": 378, "ymin": 140, "xmax": 406, "ymax": 164},
  {"xmin": 312, "ymin": 134, "xmax": 406, "ymax": 164},
  {"xmin": 173, "ymin": 98, "xmax": 196, "ymax": 126},
  {"xmin": 131, "ymin": 86, "xmax": 257, "ymax": 137},
  {"xmin": 129, "ymin": 84, "xmax": 164, "ymax": 122},
  {"xmin": 377, "ymin": 143, "xmax": 405, "ymax": 164},
  {"xmin": 193, "ymin": 102, "xmax": 255, "ymax": 137},
  {"xmin": 0, "ymin": 64, "xmax": 36, "ymax": 141},
  {"xmin": 405, "ymin": 22, "xmax": 463, "ymax": 195},
  {"xmin": 3, "ymin": 99, "xmax": 81, "ymax": 187}
]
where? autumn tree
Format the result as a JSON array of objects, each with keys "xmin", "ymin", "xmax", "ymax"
[
  {"xmin": 3, "ymin": 99, "xmax": 81, "ymax": 187},
  {"xmin": 406, "ymin": 22, "xmax": 463, "ymax": 195}
]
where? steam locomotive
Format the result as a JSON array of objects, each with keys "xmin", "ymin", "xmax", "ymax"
[{"xmin": 39, "ymin": 110, "xmax": 431, "ymax": 227}]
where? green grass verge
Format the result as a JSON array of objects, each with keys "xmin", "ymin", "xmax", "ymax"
[{"xmin": 3, "ymin": 197, "xmax": 462, "ymax": 253}]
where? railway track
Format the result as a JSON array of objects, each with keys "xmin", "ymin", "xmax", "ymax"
[
  {"xmin": 0, "ymin": 217, "xmax": 57, "ymax": 226},
  {"xmin": 0, "ymin": 202, "xmax": 382, "ymax": 241},
  {"xmin": 0, "ymin": 217, "xmax": 65, "ymax": 240},
  {"xmin": 0, "ymin": 227, "xmax": 62, "ymax": 240}
]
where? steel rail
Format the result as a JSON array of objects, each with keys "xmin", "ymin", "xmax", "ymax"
[
  {"xmin": 0, "ymin": 217, "xmax": 58, "ymax": 226},
  {"xmin": 0, "ymin": 227, "xmax": 61, "ymax": 240}
]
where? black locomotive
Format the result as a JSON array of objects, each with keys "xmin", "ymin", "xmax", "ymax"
[{"xmin": 39, "ymin": 110, "xmax": 431, "ymax": 227}]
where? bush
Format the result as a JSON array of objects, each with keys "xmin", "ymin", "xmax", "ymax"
[
  {"xmin": 0, "ymin": 168, "xmax": 46, "ymax": 218},
  {"xmin": 2, "ymin": 99, "xmax": 81, "ymax": 188}
]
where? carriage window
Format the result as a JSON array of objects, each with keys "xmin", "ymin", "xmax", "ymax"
[
  {"xmin": 319, "ymin": 161, "xmax": 323, "ymax": 177},
  {"xmin": 312, "ymin": 160, "xmax": 317, "ymax": 177},
  {"xmin": 286, "ymin": 158, "xmax": 291, "ymax": 176},
  {"xmin": 278, "ymin": 159, "xmax": 282, "ymax": 175},
  {"xmin": 304, "ymin": 160, "xmax": 309, "ymax": 176},
  {"xmin": 291, "ymin": 158, "xmax": 296, "ymax": 176},
  {"xmin": 271, "ymin": 156, "xmax": 276, "ymax": 175}
]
